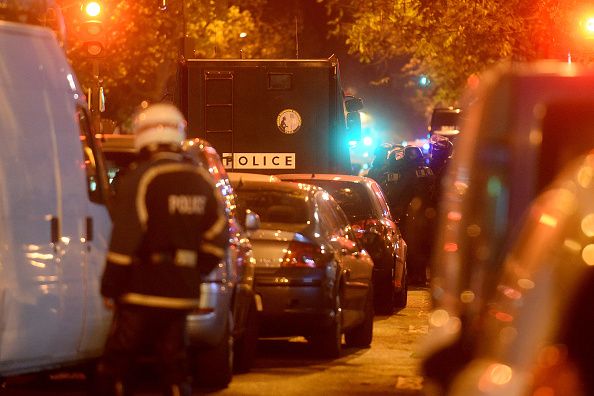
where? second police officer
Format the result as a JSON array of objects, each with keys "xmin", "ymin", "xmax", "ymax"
[
  {"xmin": 367, "ymin": 142, "xmax": 394, "ymax": 185},
  {"xmin": 96, "ymin": 103, "xmax": 229, "ymax": 396},
  {"xmin": 383, "ymin": 144, "xmax": 435, "ymax": 285}
]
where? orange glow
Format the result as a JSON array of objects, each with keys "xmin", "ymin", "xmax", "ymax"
[
  {"xmin": 447, "ymin": 211, "xmax": 462, "ymax": 221},
  {"xmin": 443, "ymin": 242, "xmax": 458, "ymax": 252},
  {"xmin": 494, "ymin": 311, "xmax": 514, "ymax": 322},
  {"xmin": 538, "ymin": 213, "xmax": 558, "ymax": 228},
  {"xmin": 478, "ymin": 363, "xmax": 513, "ymax": 391},
  {"xmin": 586, "ymin": 17, "xmax": 594, "ymax": 33}
]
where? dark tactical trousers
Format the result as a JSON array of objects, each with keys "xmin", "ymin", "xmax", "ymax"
[{"xmin": 95, "ymin": 305, "xmax": 191, "ymax": 396}]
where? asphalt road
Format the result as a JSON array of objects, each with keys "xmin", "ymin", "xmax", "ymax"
[{"xmin": 2, "ymin": 287, "xmax": 432, "ymax": 396}]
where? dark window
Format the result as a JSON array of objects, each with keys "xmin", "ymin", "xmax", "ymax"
[
  {"xmin": 302, "ymin": 180, "xmax": 376, "ymax": 221},
  {"xmin": 235, "ymin": 188, "xmax": 309, "ymax": 225},
  {"xmin": 78, "ymin": 107, "xmax": 108, "ymax": 204},
  {"xmin": 205, "ymin": 71, "xmax": 233, "ymax": 133},
  {"xmin": 371, "ymin": 182, "xmax": 392, "ymax": 219}
]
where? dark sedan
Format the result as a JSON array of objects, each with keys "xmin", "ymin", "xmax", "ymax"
[{"xmin": 278, "ymin": 174, "xmax": 408, "ymax": 314}]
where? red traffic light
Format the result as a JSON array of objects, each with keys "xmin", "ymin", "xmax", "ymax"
[
  {"xmin": 78, "ymin": 1, "xmax": 106, "ymax": 58},
  {"xmin": 80, "ymin": 20, "xmax": 105, "ymax": 57}
]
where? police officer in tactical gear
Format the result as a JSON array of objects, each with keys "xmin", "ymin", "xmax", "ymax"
[
  {"xmin": 384, "ymin": 145, "xmax": 435, "ymax": 285},
  {"xmin": 96, "ymin": 103, "xmax": 228, "ymax": 396},
  {"xmin": 428, "ymin": 134, "xmax": 454, "ymax": 182},
  {"xmin": 367, "ymin": 142, "xmax": 394, "ymax": 184}
]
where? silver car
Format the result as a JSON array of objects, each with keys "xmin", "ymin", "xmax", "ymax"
[{"xmin": 232, "ymin": 179, "xmax": 375, "ymax": 358}]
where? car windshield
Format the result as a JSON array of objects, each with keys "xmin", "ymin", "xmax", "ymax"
[
  {"xmin": 235, "ymin": 189, "xmax": 310, "ymax": 225},
  {"xmin": 299, "ymin": 181, "xmax": 374, "ymax": 221}
]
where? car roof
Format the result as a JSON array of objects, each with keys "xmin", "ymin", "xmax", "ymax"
[
  {"xmin": 233, "ymin": 179, "xmax": 320, "ymax": 195},
  {"xmin": 96, "ymin": 133, "xmax": 135, "ymax": 154},
  {"xmin": 228, "ymin": 172, "xmax": 281, "ymax": 184},
  {"xmin": 277, "ymin": 173, "xmax": 375, "ymax": 185}
]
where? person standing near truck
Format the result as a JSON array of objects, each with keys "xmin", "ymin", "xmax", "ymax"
[
  {"xmin": 367, "ymin": 142, "xmax": 394, "ymax": 185},
  {"xmin": 95, "ymin": 103, "xmax": 229, "ymax": 396}
]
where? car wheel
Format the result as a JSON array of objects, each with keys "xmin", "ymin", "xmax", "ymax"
[
  {"xmin": 375, "ymin": 274, "xmax": 396, "ymax": 315},
  {"xmin": 189, "ymin": 314, "xmax": 233, "ymax": 389},
  {"xmin": 394, "ymin": 270, "xmax": 408, "ymax": 309},
  {"xmin": 345, "ymin": 284, "xmax": 374, "ymax": 348},
  {"xmin": 311, "ymin": 293, "xmax": 343, "ymax": 359},
  {"xmin": 233, "ymin": 297, "xmax": 260, "ymax": 373}
]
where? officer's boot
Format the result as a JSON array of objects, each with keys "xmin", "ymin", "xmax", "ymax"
[{"xmin": 164, "ymin": 382, "xmax": 192, "ymax": 396}]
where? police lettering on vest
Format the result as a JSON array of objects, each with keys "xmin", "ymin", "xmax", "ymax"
[{"xmin": 168, "ymin": 194, "xmax": 206, "ymax": 215}]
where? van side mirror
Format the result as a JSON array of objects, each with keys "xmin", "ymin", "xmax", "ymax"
[
  {"xmin": 345, "ymin": 97, "xmax": 364, "ymax": 112},
  {"xmin": 245, "ymin": 210, "xmax": 261, "ymax": 231},
  {"xmin": 347, "ymin": 111, "xmax": 362, "ymax": 141}
]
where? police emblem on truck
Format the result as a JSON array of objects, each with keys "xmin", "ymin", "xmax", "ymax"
[{"xmin": 277, "ymin": 109, "xmax": 302, "ymax": 134}]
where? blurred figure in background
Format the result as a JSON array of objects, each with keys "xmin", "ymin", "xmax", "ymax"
[
  {"xmin": 382, "ymin": 145, "xmax": 408, "ymax": 221},
  {"xmin": 428, "ymin": 134, "xmax": 454, "ymax": 185},
  {"xmin": 367, "ymin": 142, "xmax": 394, "ymax": 185},
  {"xmin": 384, "ymin": 145, "xmax": 435, "ymax": 285},
  {"xmin": 421, "ymin": 135, "xmax": 455, "ymax": 283}
]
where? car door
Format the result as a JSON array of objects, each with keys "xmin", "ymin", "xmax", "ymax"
[
  {"xmin": 370, "ymin": 181, "xmax": 406, "ymax": 282},
  {"xmin": 317, "ymin": 192, "xmax": 372, "ymax": 326}
]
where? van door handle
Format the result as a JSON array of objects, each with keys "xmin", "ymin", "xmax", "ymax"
[
  {"xmin": 86, "ymin": 216, "xmax": 94, "ymax": 241},
  {"xmin": 50, "ymin": 216, "xmax": 60, "ymax": 244}
]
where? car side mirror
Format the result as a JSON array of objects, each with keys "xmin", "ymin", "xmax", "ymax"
[{"xmin": 245, "ymin": 210, "xmax": 261, "ymax": 231}]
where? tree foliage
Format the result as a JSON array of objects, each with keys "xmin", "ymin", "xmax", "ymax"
[
  {"xmin": 59, "ymin": 0, "xmax": 301, "ymax": 128},
  {"xmin": 320, "ymin": 0, "xmax": 594, "ymax": 112}
]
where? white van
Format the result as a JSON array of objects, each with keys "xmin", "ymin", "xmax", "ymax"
[{"xmin": 0, "ymin": 20, "xmax": 112, "ymax": 376}]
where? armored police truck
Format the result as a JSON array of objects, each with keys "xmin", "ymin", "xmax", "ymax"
[{"xmin": 177, "ymin": 56, "xmax": 362, "ymax": 174}]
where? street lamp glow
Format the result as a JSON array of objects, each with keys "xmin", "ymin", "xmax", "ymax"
[
  {"xmin": 359, "ymin": 111, "xmax": 371, "ymax": 127},
  {"xmin": 84, "ymin": 1, "xmax": 101, "ymax": 17},
  {"xmin": 586, "ymin": 17, "xmax": 594, "ymax": 34}
]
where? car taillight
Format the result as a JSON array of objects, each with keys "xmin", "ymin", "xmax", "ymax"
[{"xmin": 281, "ymin": 241, "xmax": 329, "ymax": 268}]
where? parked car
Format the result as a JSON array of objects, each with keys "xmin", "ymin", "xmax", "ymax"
[
  {"xmin": 422, "ymin": 61, "xmax": 594, "ymax": 394},
  {"xmin": 98, "ymin": 135, "xmax": 259, "ymax": 388},
  {"xmin": 227, "ymin": 172, "xmax": 280, "ymax": 184},
  {"xmin": 277, "ymin": 173, "xmax": 408, "ymax": 314},
  {"xmin": 232, "ymin": 180, "xmax": 375, "ymax": 358}
]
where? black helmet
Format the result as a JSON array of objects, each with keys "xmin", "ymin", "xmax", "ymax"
[
  {"xmin": 387, "ymin": 145, "xmax": 405, "ymax": 170},
  {"xmin": 429, "ymin": 134, "xmax": 454, "ymax": 162},
  {"xmin": 403, "ymin": 145, "xmax": 424, "ymax": 167}
]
